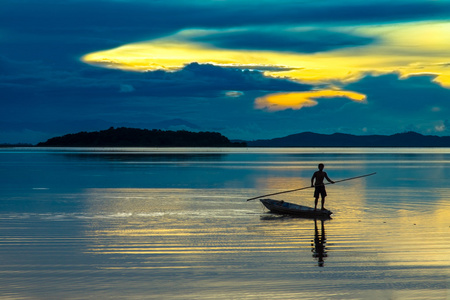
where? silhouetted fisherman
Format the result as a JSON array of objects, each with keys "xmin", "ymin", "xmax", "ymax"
[{"xmin": 311, "ymin": 163, "xmax": 334, "ymax": 210}]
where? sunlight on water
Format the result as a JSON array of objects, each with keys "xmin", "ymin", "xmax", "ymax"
[{"xmin": 0, "ymin": 148, "xmax": 449, "ymax": 299}]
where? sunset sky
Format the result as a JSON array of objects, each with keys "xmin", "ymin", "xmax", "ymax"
[{"xmin": 2, "ymin": 0, "xmax": 450, "ymax": 143}]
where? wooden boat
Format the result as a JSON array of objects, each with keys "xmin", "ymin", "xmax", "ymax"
[{"xmin": 260, "ymin": 199, "xmax": 332, "ymax": 218}]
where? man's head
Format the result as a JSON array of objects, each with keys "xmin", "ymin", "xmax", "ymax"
[{"xmin": 318, "ymin": 163, "xmax": 324, "ymax": 171}]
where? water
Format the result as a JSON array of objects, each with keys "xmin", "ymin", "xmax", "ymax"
[{"xmin": 0, "ymin": 147, "xmax": 449, "ymax": 299}]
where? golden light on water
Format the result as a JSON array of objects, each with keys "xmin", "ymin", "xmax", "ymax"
[{"xmin": 81, "ymin": 186, "xmax": 449, "ymax": 273}]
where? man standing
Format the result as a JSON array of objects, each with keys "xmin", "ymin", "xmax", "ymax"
[{"xmin": 311, "ymin": 163, "xmax": 334, "ymax": 210}]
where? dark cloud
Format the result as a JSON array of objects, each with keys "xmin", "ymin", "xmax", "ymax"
[
  {"xmin": 346, "ymin": 73, "xmax": 450, "ymax": 114},
  {"xmin": 173, "ymin": 63, "xmax": 311, "ymax": 95},
  {"xmin": 2, "ymin": 1, "xmax": 449, "ymax": 60},
  {"xmin": 337, "ymin": 73, "xmax": 450, "ymax": 133},
  {"xmin": 192, "ymin": 29, "xmax": 376, "ymax": 53},
  {"xmin": 223, "ymin": 65, "xmax": 299, "ymax": 72},
  {"xmin": 1, "ymin": 0, "xmax": 448, "ymax": 70},
  {"xmin": 0, "ymin": 60, "xmax": 313, "ymax": 142},
  {"xmin": 0, "ymin": 61, "xmax": 310, "ymax": 104}
]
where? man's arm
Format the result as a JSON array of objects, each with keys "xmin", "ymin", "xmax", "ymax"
[
  {"xmin": 324, "ymin": 172, "xmax": 335, "ymax": 184},
  {"xmin": 311, "ymin": 172, "xmax": 316, "ymax": 187}
]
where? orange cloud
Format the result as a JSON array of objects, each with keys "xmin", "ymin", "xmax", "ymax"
[{"xmin": 255, "ymin": 90, "xmax": 367, "ymax": 111}]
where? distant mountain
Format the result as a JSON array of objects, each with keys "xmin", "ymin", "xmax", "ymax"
[
  {"xmin": 37, "ymin": 127, "xmax": 246, "ymax": 147},
  {"xmin": 247, "ymin": 132, "xmax": 450, "ymax": 147},
  {"xmin": 151, "ymin": 118, "xmax": 201, "ymax": 130}
]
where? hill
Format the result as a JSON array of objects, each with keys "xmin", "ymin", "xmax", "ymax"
[
  {"xmin": 247, "ymin": 132, "xmax": 450, "ymax": 147},
  {"xmin": 37, "ymin": 127, "xmax": 246, "ymax": 147}
]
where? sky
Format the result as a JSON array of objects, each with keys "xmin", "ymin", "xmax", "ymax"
[{"xmin": 1, "ymin": 0, "xmax": 450, "ymax": 144}]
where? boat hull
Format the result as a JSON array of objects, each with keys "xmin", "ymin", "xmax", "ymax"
[{"xmin": 260, "ymin": 199, "xmax": 332, "ymax": 218}]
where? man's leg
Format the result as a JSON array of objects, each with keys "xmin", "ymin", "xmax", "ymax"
[
  {"xmin": 314, "ymin": 197, "xmax": 319, "ymax": 210},
  {"xmin": 321, "ymin": 197, "xmax": 326, "ymax": 210}
]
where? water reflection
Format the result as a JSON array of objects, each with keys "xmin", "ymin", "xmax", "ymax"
[
  {"xmin": 58, "ymin": 152, "xmax": 227, "ymax": 163},
  {"xmin": 260, "ymin": 214, "xmax": 331, "ymax": 267},
  {"xmin": 311, "ymin": 219, "xmax": 327, "ymax": 267}
]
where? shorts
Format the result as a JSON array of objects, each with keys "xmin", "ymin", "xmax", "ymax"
[{"xmin": 314, "ymin": 185, "xmax": 327, "ymax": 198}]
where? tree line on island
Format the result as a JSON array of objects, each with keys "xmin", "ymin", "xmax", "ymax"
[
  {"xmin": 37, "ymin": 127, "xmax": 247, "ymax": 147},
  {"xmin": 34, "ymin": 128, "xmax": 450, "ymax": 147}
]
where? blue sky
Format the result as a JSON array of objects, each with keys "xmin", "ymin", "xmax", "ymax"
[{"xmin": 1, "ymin": 0, "xmax": 450, "ymax": 143}]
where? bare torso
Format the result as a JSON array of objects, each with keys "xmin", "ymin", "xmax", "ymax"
[{"xmin": 312, "ymin": 171, "xmax": 331, "ymax": 186}]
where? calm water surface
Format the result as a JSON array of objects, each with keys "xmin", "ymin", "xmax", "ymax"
[{"xmin": 0, "ymin": 148, "xmax": 449, "ymax": 299}]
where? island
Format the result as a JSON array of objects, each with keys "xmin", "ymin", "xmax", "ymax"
[
  {"xmin": 247, "ymin": 131, "xmax": 450, "ymax": 147},
  {"xmin": 37, "ymin": 127, "xmax": 247, "ymax": 147}
]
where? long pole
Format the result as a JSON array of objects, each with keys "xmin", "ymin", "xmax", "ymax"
[{"xmin": 246, "ymin": 172, "xmax": 376, "ymax": 201}]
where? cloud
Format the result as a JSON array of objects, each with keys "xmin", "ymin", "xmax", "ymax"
[
  {"xmin": 3, "ymin": 1, "xmax": 450, "ymax": 59},
  {"xmin": 81, "ymin": 21, "xmax": 450, "ymax": 90},
  {"xmin": 340, "ymin": 72, "xmax": 450, "ymax": 133},
  {"xmin": 225, "ymin": 91, "xmax": 244, "ymax": 98},
  {"xmin": 346, "ymin": 73, "xmax": 450, "ymax": 113},
  {"xmin": 255, "ymin": 90, "xmax": 367, "ymax": 112},
  {"xmin": 191, "ymin": 28, "xmax": 376, "ymax": 53}
]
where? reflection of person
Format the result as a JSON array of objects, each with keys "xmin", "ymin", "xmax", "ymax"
[
  {"xmin": 311, "ymin": 163, "xmax": 334, "ymax": 210},
  {"xmin": 312, "ymin": 219, "xmax": 327, "ymax": 267}
]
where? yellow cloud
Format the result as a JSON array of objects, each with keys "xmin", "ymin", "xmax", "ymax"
[
  {"xmin": 255, "ymin": 90, "xmax": 366, "ymax": 111},
  {"xmin": 81, "ymin": 36, "xmax": 280, "ymax": 72},
  {"xmin": 81, "ymin": 21, "xmax": 450, "ymax": 89}
]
